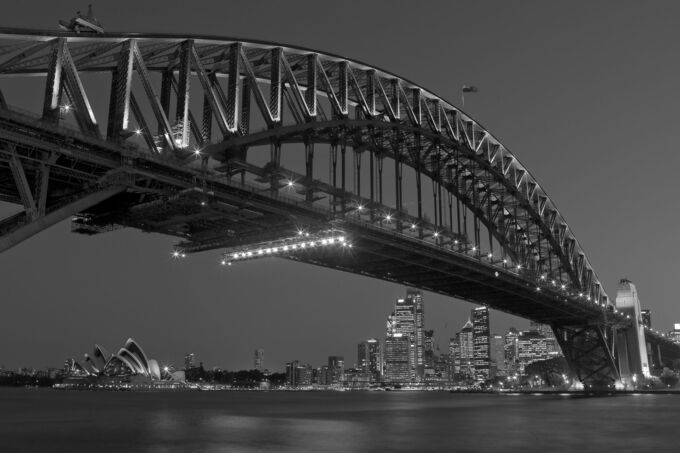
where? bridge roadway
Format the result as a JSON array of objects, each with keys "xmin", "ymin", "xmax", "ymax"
[{"xmin": 0, "ymin": 29, "xmax": 678, "ymax": 388}]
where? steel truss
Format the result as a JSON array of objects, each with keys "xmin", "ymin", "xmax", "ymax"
[
  {"xmin": 553, "ymin": 324, "xmax": 620, "ymax": 388},
  {"xmin": 1, "ymin": 29, "xmax": 677, "ymax": 386}
]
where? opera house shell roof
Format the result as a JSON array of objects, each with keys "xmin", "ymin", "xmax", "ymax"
[{"xmin": 66, "ymin": 338, "xmax": 162, "ymax": 380}]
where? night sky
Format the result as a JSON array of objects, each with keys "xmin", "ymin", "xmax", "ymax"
[{"xmin": 1, "ymin": 1, "xmax": 679, "ymax": 372}]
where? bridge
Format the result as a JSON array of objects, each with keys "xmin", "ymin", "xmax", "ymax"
[{"xmin": 0, "ymin": 28, "xmax": 677, "ymax": 389}]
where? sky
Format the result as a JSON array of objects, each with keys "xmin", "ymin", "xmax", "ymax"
[{"xmin": 1, "ymin": 0, "xmax": 680, "ymax": 372}]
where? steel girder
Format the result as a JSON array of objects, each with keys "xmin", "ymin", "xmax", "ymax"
[
  {"xmin": 0, "ymin": 30, "xmax": 639, "ymax": 386},
  {"xmin": 0, "ymin": 29, "xmax": 607, "ymax": 306},
  {"xmin": 553, "ymin": 324, "xmax": 619, "ymax": 389}
]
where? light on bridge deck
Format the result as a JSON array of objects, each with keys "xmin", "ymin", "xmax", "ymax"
[{"xmin": 218, "ymin": 230, "xmax": 351, "ymax": 267}]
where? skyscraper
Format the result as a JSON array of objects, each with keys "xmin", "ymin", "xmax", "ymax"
[
  {"xmin": 472, "ymin": 306, "xmax": 490, "ymax": 381},
  {"xmin": 407, "ymin": 288, "xmax": 425, "ymax": 379},
  {"xmin": 385, "ymin": 288, "xmax": 425, "ymax": 381},
  {"xmin": 490, "ymin": 334, "xmax": 505, "ymax": 378},
  {"xmin": 254, "ymin": 348, "xmax": 264, "ymax": 372},
  {"xmin": 454, "ymin": 319, "xmax": 474, "ymax": 381},
  {"xmin": 358, "ymin": 338, "xmax": 382, "ymax": 382},
  {"xmin": 286, "ymin": 360, "xmax": 299, "ymax": 387},
  {"xmin": 518, "ymin": 330, "xmax": 549, "ymax": 367},
  {"xmin": 424, "ymin": 329, "xmax": 435, "ymax": 368},
  {"xmin": 384, "ymin": 334, "xmax": 411, "ymax": 382},
  {"xmin": 328, "ymin": 356, "xmax": 345, "ymax": 384},
  {"xmin": 505, "ymin": 328, "xmax": 520, "ymax": 374},
  {"xmin": 449, "ymin": 336, "xmax": 459, "ymax": 379},
  {"xmin": 529, "ymin": 321, "xmax": 560, "ymax": 355}
]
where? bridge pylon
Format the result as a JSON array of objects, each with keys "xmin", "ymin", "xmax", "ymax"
[{"xmin": 613, "ymin": 279, "xmax": 651, "ymax": 386}]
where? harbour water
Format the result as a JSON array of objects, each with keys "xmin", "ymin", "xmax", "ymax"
[{"xmin": 1, "ymin": 388, "xmax": 678, "ymax": 452}]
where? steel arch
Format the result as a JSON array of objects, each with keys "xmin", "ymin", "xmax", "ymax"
[{"xmin": 0, "ymin": 29, "xmax": 607, "ymax": 303}]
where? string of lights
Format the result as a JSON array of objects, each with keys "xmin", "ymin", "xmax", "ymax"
[{"xmin": 217, "ymin": 230, "xmax": 352, "ymax": 266}]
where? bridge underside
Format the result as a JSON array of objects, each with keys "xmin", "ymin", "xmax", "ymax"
[
  {"xmin": 1, "ymin": 113, "xmax": 627, "ymax": 389},
  {"xmin": 0, "ymin": 110, "xmax": 623, "ymax": 388},
  {"xmin": 2, "ymin": 29, "xmax": 680, "ymax": 389}
]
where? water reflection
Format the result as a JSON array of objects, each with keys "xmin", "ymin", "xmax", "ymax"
[{"xmin": 1, "ymin": 389, "xmax": 679, "ymax": 452}]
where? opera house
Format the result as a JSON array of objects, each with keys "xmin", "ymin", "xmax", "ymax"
[{"xmin": 61, "ymin": 338, "xmax": 185, "ymax": 389}]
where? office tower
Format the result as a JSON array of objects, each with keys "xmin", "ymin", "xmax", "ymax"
[
  {"xmin": 518, "ymin": 330, "xmax": 549, "ymax": 366},
  {"xmin": 392, "ymin": 295, "xmax": 416, "ymax": 378},
  {"xmin": 297, "ymin": 364, "xmax": 313, "ymax": 386},
  {"xmin": 505, "ymin": 328, "xmax": 520, "ymax": 374},
  {"xmin": 434, "ymin": 353, "xmax": 450, "ymax": 381},
  {"xmin": 328, "ymin": 356, "xmax": 345, "ymax": 384},
  {"xmin": 424, "ymin": 330, "xmax": 435, "ymax": 368},
  {"xmin": 455, "ymin": 319, "xmax": 474, "ymax": 380},
  {"xmin": 449, "ymin": 336, "xmax": 460, "ymax": 378},
  {"xmin": 286, "ymin": 360, "xmax": 299, "ymax": 386},
  {"xmin": 529, "ymin": 321, "xmax": 560, "ymax": 355},
  {"xmin": 472, "ymin": 306, "xmax": 490, "ymax": 381},
  {"xmin": 254, "ymin": 348, "xmax": 264, "ymax": 371},
  {"xmin": 385, "ymin": 288, "xmax": 425, "ymax": 381},
  {"xmin": 358, "ymin": 338, "xmax": 382, "ymax": 382},
  {"xmin": 318, "ymin": 366, "xmax": 332, "ymax": 385},
  {"xmin": 184, "ymin": 353, "xmax": 195, "ymax": 370},
  {"xmin": 407, "ymin": 288, "xmax": 425, "ymax": 379},
  {"xmin": 490, "ymin": 334, "xmax": 505, "ymax": 378},
  {"xmin": 641, "ymin": 310, "xmax": 651, "ymax": 329},
  {"xmin": 384, "ymin": 334, "xmax": 411, "ymax": 382}
]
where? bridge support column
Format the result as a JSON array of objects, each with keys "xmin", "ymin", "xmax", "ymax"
[
  {"xmin": 614, "ymin": 279, "xmax": 651, "ymax": 385},
  {"xmin": 553, "ymin": 324, "xmax": 619, "ymax": 391}
]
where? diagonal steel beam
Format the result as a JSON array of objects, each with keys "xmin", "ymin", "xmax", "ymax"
[
  {"xmin": 42, "ymin": 38, "xmax": 64, "ymax": 123},
  {"xmin": 175, "ymin": 40, "xmax": 192, "ymax": 148},
  {"xmin": 190, "ymin": 45, "xmax": 230, "ymax": 136},
  {"xmin": 61, "ymin": 43, "xmax": 100, "ymax": 137},
  {"xmin": 7, "ymin": 145, "xmax": 37, "ymax": 220},
  {"xmin": 131, "ymin": 40, "xmax": 177, "ymax": 152},
  {"xmin": 129, "ymin": 93, "xmax": 159, "ymax": 153},
  {"xmin": 239, "ymin": 46, "xmax": 275, "ymax": 128},
  {"xmin": 107, "ymin": 39, "xmax": 134, "ymax": 140}
]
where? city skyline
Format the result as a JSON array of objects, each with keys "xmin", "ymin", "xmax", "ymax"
[{"xmin": 2, "ymin": 1, "xmax": 680, "ymax": 373}]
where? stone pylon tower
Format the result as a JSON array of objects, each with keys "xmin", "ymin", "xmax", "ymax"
[{"xmin": 615, "ymin": 279, "xmax": 651, "ymax": 383}]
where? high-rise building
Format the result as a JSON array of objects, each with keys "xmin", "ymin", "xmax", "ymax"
[
  {"xmin": 392, "ymin": 296, "xmax": 416, "ymax": 377},
  {"xmin": 297, "ymin": 364, "xmax": 313, "ymax": 386},
  {"xmin": 641, "ymin": 310, "xmax": 651, "ymax": 329},
  {"xmin": 454, "ymin": 319, "xmax": 474, "ymax": 381},
  {"xmin": 407, "ymin": 288, "xmax": 425, "ymax": 379},
  {"xmin": 286, "ymin": 360, "xmax": 299, "ymax": 386},
  {"xmin": 385, "ymin": 288, "xmax": 426, "ymax": 381},
  {"xmin": 530, "ymin": 322, "xmax": 560, "ymax": 355},
  {"xmin": 518, "ymin": 330, "xmax": 549, "ymax": 367},
  {"xmin": 384, "ymin": 334, "xmax": 411, "ymax": 382},
  {"xmin": 358, "ymin": 339, "xmax": 382, "ymax": 382},
  {"xmin": 434, "ymin": 353, "xmax": 450, "ymax": 381},
  {"xmin": 448, "ymin": 336, "xmax": 459, "ymax": 377},
  {"xmin": 184, "ymin": 353, "xmax": 195, "ymax": 370},
  {"xmin": 254, "ymin": 348, "xmax": 264, "ymax": 372},
  {"xmin": 286, "ymin": 361, "xmax": 312, "ymax": 387},
  {"xmin": 317, "ymin": 365, "xmax": 332, "ymax": 385},
  {"xmin": 472, "ymin": 306, "xmax": 490, "ymax": 381},
  {"xmin": 424, "ymin": 330, "xmax": 436, "ymax": 368},
  {"xmin": 505, "ymin": 328, "xmax": 520, "ymax": 375},
  {"xmin": 490, "ymin": 334, "xmax": 505, "ymax": 378},
  {"xmin": 328, "ymin": 356, "xmax": 345, "ymax": 384}
]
